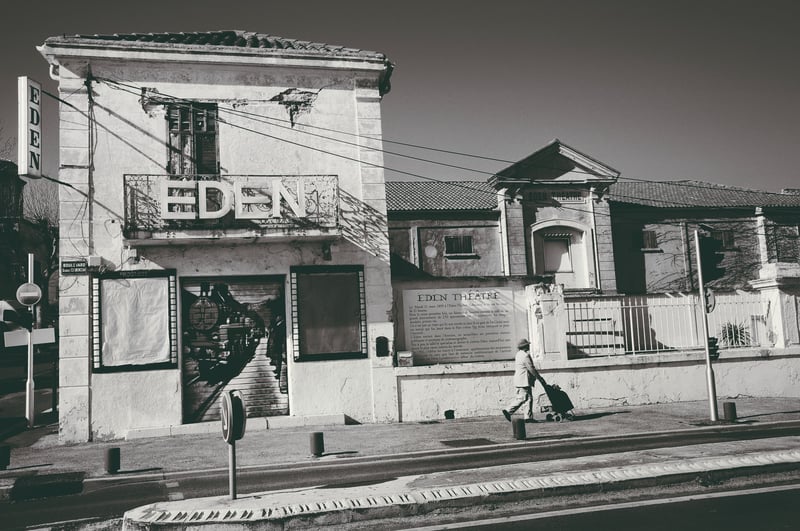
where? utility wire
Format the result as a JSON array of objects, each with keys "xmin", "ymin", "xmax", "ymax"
[
  {"xmin": 42, "ymin": 80, "xmax": 800, "ymax": 244},
  {"xmin": 96, "ymin": 76, "xmax": 799, "ymax": 199}
]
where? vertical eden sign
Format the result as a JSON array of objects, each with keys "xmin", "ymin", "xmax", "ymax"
[{"xmin": 18, "ymin": 76, "xmax": 43, "ymax": 179}]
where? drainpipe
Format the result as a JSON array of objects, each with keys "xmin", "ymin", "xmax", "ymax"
[{"xmin": 498, "ymin": 188, "xmax": 511, "ymax": 276}]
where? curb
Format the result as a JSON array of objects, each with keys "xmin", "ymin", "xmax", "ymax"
[{"xmin": 122, "ymin": 448, "xmax": 800, "ymax": 529}]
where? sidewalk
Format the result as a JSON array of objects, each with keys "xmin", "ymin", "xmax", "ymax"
[{"xmin": 2, "ymin": 397, "xmax": 800, "ymax": 528}]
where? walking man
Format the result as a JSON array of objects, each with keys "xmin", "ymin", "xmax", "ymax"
[{"xmin": 502, "ymin": 338, "xmax": 540, "ymax": 423}]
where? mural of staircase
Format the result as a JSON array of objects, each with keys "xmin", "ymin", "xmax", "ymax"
[{"xmin": 200, "ymin": 338, "xmax": 289, "ymax": 421}]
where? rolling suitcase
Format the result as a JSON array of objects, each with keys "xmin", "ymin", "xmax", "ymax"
[{"xmin": 539, "ymin": 377, "xmax": 575, "ymax": 421}]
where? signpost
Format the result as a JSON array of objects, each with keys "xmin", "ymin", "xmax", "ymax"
[
  {"xmin": 7, "ymin": 254, "xmax": 55, "ymax": 429},
  {"xmin": 694, "ymin": 230, "xmax": 719, "ymax": 422},
  {"xmin": 220, "ymin": 390, "xmax": 246, "ymax": 500}
]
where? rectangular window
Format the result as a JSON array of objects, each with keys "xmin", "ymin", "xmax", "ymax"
[
  {"xmin": 167, "ymin": 102, "xmax": 218, "ymax": 175},
  {"xmin": 543, "ymin": 237, "xmax": 572, "ymax": 273},
  {"xmin": 444, "ymin": 235, "xmax": 474, "ymax": 256},
  {"xmin": 767, "ymin": 225, "xmax": 800, "ymax": 262},
  {"xmin": 92, "ymin": 269, "xmax": 178, "ymax": 372},
  {"xmin": 710, "ymin": 230, "xmax": 736, "ymax": 250},
  {"xmin": 641, "ymin": 230, "xmax": 659, "ymax": 250},
  {"xmin": 290, "ymin": 266, "xmax": 367, "ymax": 361}
]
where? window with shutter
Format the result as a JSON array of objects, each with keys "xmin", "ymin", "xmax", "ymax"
[{"xmin": 167, "ymin": 102, "xmax": 219, "ymax": 175}]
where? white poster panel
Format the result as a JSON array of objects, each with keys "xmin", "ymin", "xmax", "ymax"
[
  {"xmin": 102, "ymin": 277, "xmax": 170, "ymax": 366},
  {"xmin": 403, "ymin": 287, "xmax": 520, "ymax": 364}
]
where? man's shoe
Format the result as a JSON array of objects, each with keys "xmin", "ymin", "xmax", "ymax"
[
  {"xmin": 524, "ymin": 418, "xmax": 537, "ymax": 423},
  {"xmin": 502, "ymin": 410, "xmax": 511, "ymax": 421}
]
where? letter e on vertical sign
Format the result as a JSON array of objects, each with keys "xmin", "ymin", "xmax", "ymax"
[{"xmin": 18, "ymin": 76, "xmax": 43, "ymax": 179}]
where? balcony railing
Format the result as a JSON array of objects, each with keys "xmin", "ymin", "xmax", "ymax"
[{"xmin": 123, "ymin": 174, "xmax": 339, "ymax": 241}]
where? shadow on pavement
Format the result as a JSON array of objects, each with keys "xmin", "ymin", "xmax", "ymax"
[
  {"xmin": 319, "ymin": 451, "xmax": 359, "ymax": 458},
  {"xmin": 738, "ymin": 410, "xmax": 800, "ymax": 420},
  {"xmin": 319, "ymin": 477, "xmax": 398, "ymax": 489},
  {"xmin": 1, "ymin": 462, "xmax": 54, "ymax": 472},
  {"xmin": 570, "ymin": 410, "xmax": 630, "ymax": 421},
  {"xmin": 116, "ymin": 467, "xmax": 163, "ymax": 475}
]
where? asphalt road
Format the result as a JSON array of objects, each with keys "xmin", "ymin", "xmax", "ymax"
[
  {"xmin": 4, "ymin": 422, "xmax": 800, "ymax": 529},
  {"xmin": 435, "ymin": 484, "xmax": 800, "ymax": 530}
]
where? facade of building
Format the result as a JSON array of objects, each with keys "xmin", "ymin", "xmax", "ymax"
[
  {"xmin": 39, "ymin": 31, "xmax": 397, "ymax": 442},
  {"xmin": 386, "ymin": 140, "xmax": 800, "ymax": 420}
]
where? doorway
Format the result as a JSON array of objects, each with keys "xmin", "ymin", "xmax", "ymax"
[{"xmin": 180, "ymin": 276, "xmax": 287, "ymax": 422}]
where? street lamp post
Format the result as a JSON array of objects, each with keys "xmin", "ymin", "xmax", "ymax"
[{"xmin": 694, "ymin": 230, "xmax": 719, "ymax": 422}]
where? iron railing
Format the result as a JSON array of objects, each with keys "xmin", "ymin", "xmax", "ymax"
[
  {"xmin": 123, "ymin": 174, "xmax": 339, "ymax": 235},
  {"xmin": 565, "ymin": 291, "xmax": 770, "ymax": 357}
]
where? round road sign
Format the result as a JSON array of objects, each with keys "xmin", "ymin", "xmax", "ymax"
[
  {"xmin": 16, "ymin": 282, "xmax": 42, "ymax": 307},
  {"xmin": 221, "ymin": 390, "xmax": 246, "ymax": 444}
]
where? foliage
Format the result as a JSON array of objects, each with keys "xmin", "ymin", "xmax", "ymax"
[
  {"xmin": 0, "ymin": 121, "xmax": 14, "ymax": 159},
  {"xmin": 719, "ymin": 321, "xmax": 751, "ymax": 347}
]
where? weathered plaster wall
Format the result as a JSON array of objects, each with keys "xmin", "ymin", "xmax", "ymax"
[
  {"xmin": 418, "ymin": 225, "xmax": 503, "ymax": 277},
  {"xmin": 396, "ymin": 349, "xmax": 800, "ymax": 421},
  {"xmin": 611, "ymin": 207, "xmax": 761, "ymax": 294},
  {"xmin": 92, "ymin": 371, "xmax": 182, "ymax": 440},
  {"xmin": 388, "ymin": 217, "xmax": 503, "ymax": 277}
]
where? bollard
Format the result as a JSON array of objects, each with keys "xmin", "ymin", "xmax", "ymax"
[
  {"xmin": 512, "ymin": 418, "xmax": 526, "ymax": 440},
  {"xmin": 444, "ymin": 410, "xmax": 455, "ymax": 420},
  {"xmin": 105, "ymin": 447, "xmax": 121, "ymax": 474},
  {"xmin": 310, "ymin": 432, "xmax": 325, "ymax": 457},
  {"xmin": 0, "ymin": 445, "xmax": 9, "ymax": 470},
  {"xmin": 723, "ymin": 401, "xmax": 737, "ymax": 422}
]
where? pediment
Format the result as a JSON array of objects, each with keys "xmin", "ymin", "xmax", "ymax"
[{"xmin": 490, "ymin": 139, "xmax": 620, "ymax": 189}]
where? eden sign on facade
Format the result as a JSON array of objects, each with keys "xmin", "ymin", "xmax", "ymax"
[
  {"xmin": 162, "ymin": 179, "xmax": 309, "ymax": 220},
  {"xmin": 124, "ymin": 174, "xmax": 339, "ymax": 232}
]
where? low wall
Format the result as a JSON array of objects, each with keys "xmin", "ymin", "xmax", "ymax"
[{"xmin": 395, "ymin": 347, "xmax": 800, "ymax": 422}]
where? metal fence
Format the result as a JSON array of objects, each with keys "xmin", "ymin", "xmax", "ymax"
[{"xmin": 565, "ymin": 291, "xmax": 770, "ymax": 357}]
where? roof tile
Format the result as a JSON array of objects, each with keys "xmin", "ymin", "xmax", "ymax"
[
  {"xmin": 386, "ymin": 181, "xmax": 497, "ymax": 211},
  {"xmin": 385, "ymin": 179, "xmax": 800, "ymax": 212},
  {"xmin": 46, "ymin": 30, "xmax": 386, "ymax": 60},
  {"xmin": 608, "ymin": 180, "xmax": 800, "ymax": 208}
]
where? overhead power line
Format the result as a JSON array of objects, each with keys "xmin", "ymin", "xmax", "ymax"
[{"xmin": 40, "ymin": 80, "xmax": 799, "ymax": 242}]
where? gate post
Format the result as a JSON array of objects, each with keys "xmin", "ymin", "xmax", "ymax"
[{"xmin": 527, "ymin": 283, "xmax": 567, "ymax": 361}]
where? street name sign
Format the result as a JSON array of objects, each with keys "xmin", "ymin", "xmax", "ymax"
[{"xmin": 61, "ymin": 259, "xmax": 89, "ymax": 275}]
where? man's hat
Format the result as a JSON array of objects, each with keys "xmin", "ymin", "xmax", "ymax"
[{"xmin": 517, "ymin": 339, "xmax": 530, "ymax": 349}]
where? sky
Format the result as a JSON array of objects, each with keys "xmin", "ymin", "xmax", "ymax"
[{"xmin": 1, "ymin": 0, "xmax": 798, "ymax": 192}]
